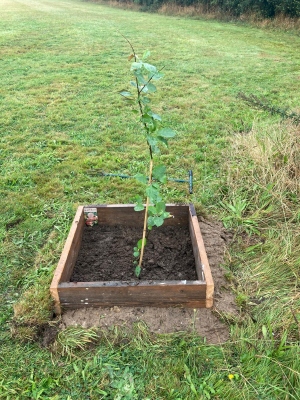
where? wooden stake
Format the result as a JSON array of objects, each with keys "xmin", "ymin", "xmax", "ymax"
[{"xmin": 138, "ymin": 159, "xmax": 153, "ymax": 269}]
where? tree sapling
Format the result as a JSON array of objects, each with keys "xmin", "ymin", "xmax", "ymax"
[{"xmin": 120, "ymin": 39, "xmax": 176, "ymax": 277}]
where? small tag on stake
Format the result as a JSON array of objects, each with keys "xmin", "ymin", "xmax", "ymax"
[{"xmin": 84, "ymin": 207, "xmax": 98, "ymax": 227}]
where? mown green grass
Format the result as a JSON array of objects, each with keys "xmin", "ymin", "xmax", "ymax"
[{"xmin": 1, "ymin": 0, "xmax": 300, "ymax": 398}]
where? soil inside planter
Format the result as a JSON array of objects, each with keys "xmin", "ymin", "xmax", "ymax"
[{"xmin": 70, "ymin": 225, "xmax": 197, "ymax": 282}]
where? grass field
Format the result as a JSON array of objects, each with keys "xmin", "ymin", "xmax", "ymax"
[{"xmin": 1, "ymin": 0, "xmax": 300, "ymax": 398}]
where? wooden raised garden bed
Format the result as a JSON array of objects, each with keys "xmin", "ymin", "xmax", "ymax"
[{"xmin": 50, "ymin": 204, "xmax": 214, "ymax": 314}]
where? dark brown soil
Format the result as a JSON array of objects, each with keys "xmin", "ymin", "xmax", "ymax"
[
  {"xmin": 71, "ymin": 225, "xmax": 197, "ymax": 282},
  {"xmin": 40, "ymin": 324, "xmax": 59, "ymax": 348}
]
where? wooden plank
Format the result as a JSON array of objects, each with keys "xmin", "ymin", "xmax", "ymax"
[
  {"xmin": 50, "ymin": 206, "xmax": 85, "ymax": 314},
  {"xmin": 58, "ymin": 281, "xmax": 206, "ymax": 289},
  {"xmin": 165, "ymin": 205, "xmax": 189, "ymax": 225},
  {"xmin": 58, "ymin": 282, "xmax": 207, "ymax": 308},
  {"xmin": 206, "ymin": 298, "xmax": 213, "ymax": 308},
  {"xmin": 62, "ymin": 300, "xmax": 207, "ymax": 309},
  {"xmin": 85, "ymin": 204, "xmax": 189, "ymax": 227},
  {"xmin": 189, "ymin": 205, "xmax": 214, "ymax": 308},
  {"xmin": 58, "ymin": 288, "xmax": 207, "ymax": 301},
  {"xmin": 60, "ymin": 209, "xmax": 85, "ymax": 282},
  {"xmin": 189, "ymin": 217, "xmax": 205, "ymax": 283}
]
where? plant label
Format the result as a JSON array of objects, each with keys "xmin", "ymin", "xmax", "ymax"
[{"xmin": 84, "ymin": 207, "xmax": 98, "ymax": 227}]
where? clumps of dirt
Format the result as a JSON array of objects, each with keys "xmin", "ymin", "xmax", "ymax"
[
  {"xmin": 40, "ymin": 323, "xmax": 60, "ymax": 348},
  {"xmin": 71, "ymin": 225, "xmax": 197, "ymax": 282},
  {"xmin": 10, "ymin": 320, "xmax": 59, "ymax": 347},
  {"xmin": 61, "ymin": 217, "xmax": 238, "ymax": 344},
  {"xmin": 62, "ymin": 306, "xmax": 229, "ymax": 344},
  {"xmin": 198, "ymin": 217, "xmax": 237, "ymax": 316}
]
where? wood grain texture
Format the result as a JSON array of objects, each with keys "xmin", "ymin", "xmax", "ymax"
[
  {"xmin": 58, "ymin": 281, "xmax": 206, "ymax": 289},
  {"xmin": 188, "ymin": 206, "xmax": 214, "ymax": 308},
  {"xmin": 58, "ymin": 281, "xmax": 206, "ymax": 308},
  {"xmin": 61, "ymin": 300, "xmax": 207, "ymax": 309},
  {"xmin": 189, "ymin": 210, "xmax": 205, "ymax": 283},
  {"xmin": 87, "ymin": 204, "xmax": 189, "ymax": 227},
  {"xmin": 50, "ymin": 206, "xmax": 85, "ymax": 314}
]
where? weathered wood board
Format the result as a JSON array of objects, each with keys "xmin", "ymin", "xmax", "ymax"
[{"xmin": 50, "ymin": 204, "xmax": 214, "ymax": 314}]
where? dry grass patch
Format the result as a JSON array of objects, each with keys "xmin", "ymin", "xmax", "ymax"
[
  {"xmin": 221, "ymin": 121, "xmax": 300, "ymax": 340},
  {"xmin": 226, "ymin": 121, "xmax": 300, "ymax": 215}
]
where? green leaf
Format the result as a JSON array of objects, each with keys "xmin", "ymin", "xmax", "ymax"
[
  {"xmin": 141, "ymin": 114, "xmax": 153, "ymax": 124},
  {"xmin": 137, "ymin": 238, "xmax": 147, "ymax": 250},
  {"xmin": 119, "ymin": 90, "xmax": 132, "ymax": 98},
  {"xmin": 134, "ymin": 203, "xmax": 145, "ymax": 212},
  {"xmin": 146, "ymin": 82, "xmax": 157, "ymax": 93},
  {"xmin": 135, "ymin": 72, "xmax": 147, "ymax": 85},
  {"xmin": 146, "ymin": 184, "xmax": 161, "ymax": 202},
  {"xmin": 143, "ymin": 105, "xmax": 151, "ymax": 113},
  {"xmin": 152, "ymin": 165, "xmax": 167, "ymax": 183},
  {"xmin": 147, "ymin": 216, "xmax": 155, "ymax": 228},
  {"xmin": 142, "ymin": 50, "xmax": 151, "ymax": 60},
  {"xmin": 152, "ymin": 182, "xmax": 160, "ymax": 189},
  {"xmin": 131, "ymin": 62, "xmax": 143, "ymax": 71},
  {"xmin": 133, "ymin": 251, "xmax": 140, "ymax": 257},
  {"xmin": 153, "ymin": 216, "xmax": 164, "ymax": 227},
  {"xmin": 156, "ymin": 201, "xmax": 166, "ymax": 214},
  {"xmin": 150, "ymin": 122, "xmax": 158, "ymax": 133},
  {"xmin": 151, "ymin": 71, "xmax": 164, "ymax": 80},
  {"xmin": 135, "ymin": 265, "xmax": 141, "ymax": 277},
  {"xmin": 148, "ymin": 111, "xmax": 161, "ymax": 121},
  {"xmin": 147, "ymin": 136, "xmax": 158, "ymax": 148},
  {"xmin": 162, "ymin": 211, "xmax": 170, "ymax": 219},
  {"xmin": 147, "ymin": 205, "xmax": 157, "ymax": 215},
  {"xmin": 141, "ymin": 97, "xmax": 151, "ymax": 104},
  {"xmin": 157, "ymin": 136, "xmax": 168, "ymax": 147},
  {"xmin": 143, "ymin": 63, "xmax": 157, "ymax": 74},
  {"xmin": 134, "ymin": 173, "xmax": 148, "ymax": 184},
  {"xmin": 134, "ymin": 195, "xmax": 143, "ymax": 203},
  {"xmin": 152, "ymin": 145, "xmax": 161, "ymax": 154},
  {"xmin": 157, "ymin": 128, "xmax": 176, "ymax": 138}
]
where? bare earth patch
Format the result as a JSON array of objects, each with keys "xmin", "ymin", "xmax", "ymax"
[{"xmin": 61, "ymin": 217, "xmax": 237, "ymax": 344}]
